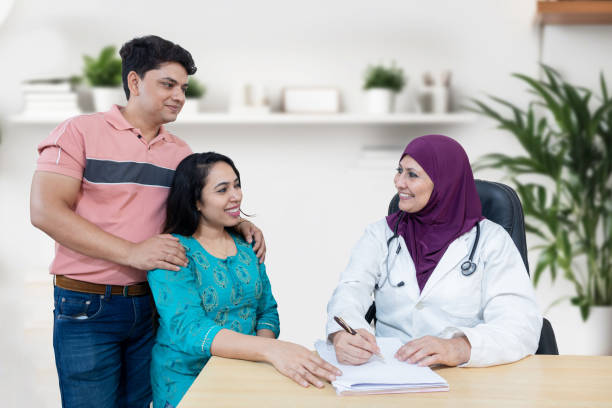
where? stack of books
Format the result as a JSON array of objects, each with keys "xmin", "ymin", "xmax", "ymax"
[{"xmin": 21, "ymin": 81, "xmax": 81, "ymax": 117}]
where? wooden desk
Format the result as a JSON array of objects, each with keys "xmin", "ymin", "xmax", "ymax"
[{"xmin": 181, "ymin": 355, "xmax": 612, "ymax": 407}]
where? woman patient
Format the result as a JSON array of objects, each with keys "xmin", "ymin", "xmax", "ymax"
[
  {"xmin": 149, "ymin": 152, "xmax": 340, "ymax": 408},
  {"xmin": 327, "ymin": 134, "xmax": 542, "ymax": 368}
]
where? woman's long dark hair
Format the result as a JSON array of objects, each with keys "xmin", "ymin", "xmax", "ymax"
[
  {"xmin": 163, "ymin": 152, "xmax": 241, "ymax": 236},
  {"xmin": 152, "ymin": 152, "xmax": 241, "ymax": 333}
]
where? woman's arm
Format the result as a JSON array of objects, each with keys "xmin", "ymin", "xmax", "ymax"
[
  {"xmin": 255, "ymin": 263, "xmax": 280, "ymax": 337},
  {"xmin": 256, "ymin": 329, "xmax": 275, "ymax": 338},
  {"xmin": 210, "ymin": 329, "xmax": 341, "ymax": 388},
  {"xmin": 457, "ymin": 226, "xmax": 542, "ymax": 366},
  {"xmin": 326, "ymin": 222, "xmax": 386, "ymax": 336},
  {"xmin": 150, "ymin": 256, "xmax": 340, "ymax": 388},
  {"xmin": 327, "ymin": 221, "xmax": 388, "ymax": 365},
  {"xmin": 400, "ymin": 223, "xmax": 541, "ymax": 367},
  {"xmin": 396, "ymin": 223, "xmax": 542, "ymax": 368},
  {"xmin": 148, "ymin": 265, "xmax": 223, "ymax": 357}
]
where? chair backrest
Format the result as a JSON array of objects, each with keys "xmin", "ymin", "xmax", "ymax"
[
  {"xmin": 475, "ymin": 180, "xmax": 530, "ymax": 274},
  {"xmin": 383, "ymin": 179, "xmax": 558, "ymax": 354}
]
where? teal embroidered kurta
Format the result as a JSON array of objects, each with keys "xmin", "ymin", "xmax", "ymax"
[{"xmin": 148, "ymin": 233, "xmax": 279, "ymax": 407}]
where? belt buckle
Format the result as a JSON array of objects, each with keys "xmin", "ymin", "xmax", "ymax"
[{"xmin": 122, "ymin": 285, "xmax": 129, "ymax": 296}]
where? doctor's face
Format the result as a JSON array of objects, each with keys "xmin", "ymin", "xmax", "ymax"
[{"xmin": 394, "ymin": 155, "xmax": 434, "ymax": 213}]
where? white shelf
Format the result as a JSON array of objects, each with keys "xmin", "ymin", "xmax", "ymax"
[
  {"xmin": 173, "ymin": 112, "xmax": 476, "ymax": 125},
  {"xmin": 7, "ymin": 112, "xmax": 476, "ymax": 126}
]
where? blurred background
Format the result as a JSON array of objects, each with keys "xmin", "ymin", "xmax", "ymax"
[{"xmin": 1, "ymin": 0, "xmax": 611, "ymax": 406}]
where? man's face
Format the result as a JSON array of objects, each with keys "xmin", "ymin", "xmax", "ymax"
[{"xmin": 133, "ymin": 62, "xmax": 188, "ymax": 124}]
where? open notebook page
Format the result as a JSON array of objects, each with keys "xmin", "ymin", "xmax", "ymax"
[{"xmin": 315, "ymin": 337, "xmax": 449, "ymax": 395}]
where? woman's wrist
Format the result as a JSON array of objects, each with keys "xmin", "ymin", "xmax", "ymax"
[
  {"xmin": 453, "ymin": 336, "xmax": 471, "ymax": 364},
  {"xmin": 256, "ymin": 328, "xmax": 276, "ymax": 338},
  {"xmin": 256, "ymin": 336, "xmax": 277, "ymax": 363},
  {"xmin": 329, "ymin": 330, "xmax": 343, "ymax": 344}
]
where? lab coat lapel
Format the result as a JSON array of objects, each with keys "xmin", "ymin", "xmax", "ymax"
[{"xmin": 419, "ymin": 236, "xmax": 468, "ymax": 299}]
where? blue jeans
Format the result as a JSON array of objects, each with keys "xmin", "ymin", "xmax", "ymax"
[{"xmin": 53, "ymin": 285, "xmax": 154, "ymax": 408}]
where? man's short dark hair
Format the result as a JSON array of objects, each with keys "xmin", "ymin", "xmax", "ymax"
[{"xmin": 119, "ymin": 35, "xmax": 197, "ymax": 99}]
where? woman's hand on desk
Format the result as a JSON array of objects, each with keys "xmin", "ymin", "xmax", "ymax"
[
  {"xmin": 331, "ymin": 329, "xmax": 381, "ymax": 365},
  {"xmin": 395, "ymin": 335, "xmax": 471, "ymax": 367},
  {"xmin": 265, "ymin": 341, "xmax": 342, "ymax": 388}
]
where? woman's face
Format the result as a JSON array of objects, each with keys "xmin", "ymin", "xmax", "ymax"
[
  {"xmin": 196, "ymin": 162, "xmax": 243, "ymax": 228},
  {"xmin": 394, "ymin": 154, "xmax": 434, "ymax": 213}
]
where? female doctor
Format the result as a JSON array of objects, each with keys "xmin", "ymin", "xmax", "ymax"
[{"xmin": 326, "ymin": 134, "xmax": 542, "ymax": 368}]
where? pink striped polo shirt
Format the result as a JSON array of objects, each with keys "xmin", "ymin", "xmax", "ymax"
[{"xmin": 36, "ymin": 105, "xmax": 192, "ymax": 285}]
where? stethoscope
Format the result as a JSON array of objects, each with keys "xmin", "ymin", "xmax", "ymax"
[{"xmin": 375, "ymin": 212, "xmax": 481, "ymax": 290}]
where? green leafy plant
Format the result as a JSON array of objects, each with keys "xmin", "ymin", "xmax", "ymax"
[
  {"xmin": 185, "ymin": 77, "xmax": 206, "ymax": 99},
  {"xmin": 83, "ymin": 45, "xmax": 122, "ymax": 87},
  {"xmin": 470, "ymin": 65, "xmax": 612, "ymax": 320},
  {"xmin": 363, "ymin": 62, "xmax": 405, "ymax": 93}
]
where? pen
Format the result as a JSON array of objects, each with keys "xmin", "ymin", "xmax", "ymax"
[{"xmin": 333, "ymin": 316, "xmax": 385, "ymax": 362}]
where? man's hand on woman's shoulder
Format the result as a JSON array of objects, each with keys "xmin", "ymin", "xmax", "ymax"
[{"xmin": 235, "ymin": 219, "xmax": 266, "ymax": 263}]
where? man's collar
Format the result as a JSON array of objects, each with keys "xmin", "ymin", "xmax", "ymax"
[
  {"xmin": 157, "ymin": 125, "xmax": 176, "ymax": 143},
  {"xmin": 103, "ymin": 104, "xmax": 135, "ymax": 131},
  {"xmin": 103, "ymin": 104, "xmax": 176, "ymax": 143}
]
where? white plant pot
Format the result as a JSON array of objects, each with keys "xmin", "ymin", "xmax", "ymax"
[
  {"xmin": 366, "ymin": 89, "xmax": 395, "ymax": 114},
  {"xmin": 546, "ymin": 305, "xmax": 612, "ymax": 355},
  {"xmin": 91, "ymin": 87, "xmax": 125, "ymax": 111},
  {"xmin": 181, "ymin": 98, "xmax": 200, "ymax": 115}
]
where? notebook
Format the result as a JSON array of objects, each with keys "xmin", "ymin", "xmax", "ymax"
[{"xmin": 314, "ymin": 337, "xmax": 449, "ymax": 396}]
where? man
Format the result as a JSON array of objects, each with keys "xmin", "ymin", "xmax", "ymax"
[{"xmin": 30, "ymin": 35, "xmax": 266, "ymax": 408}]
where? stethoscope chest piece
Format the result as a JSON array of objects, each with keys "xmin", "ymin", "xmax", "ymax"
[
  {"xmin": 461, "ymin": 261, "xmax": 477, "ymax": 276},
  {"xmin": 460, "ymin": 223, "xmax": 480, "ymax": 277}
]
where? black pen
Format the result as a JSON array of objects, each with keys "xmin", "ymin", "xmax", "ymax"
[{"xmin": 334, "ymin": 316, "xmax": 385, "ymax": 361}]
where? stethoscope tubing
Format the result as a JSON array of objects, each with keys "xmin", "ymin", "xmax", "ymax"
[{"xmin": 377, "ymin": 215, "xmax": 481, "ymax": 290}]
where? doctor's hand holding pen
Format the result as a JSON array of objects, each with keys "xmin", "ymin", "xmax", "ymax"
[{"xmin": 331, "ymin": 317, "xmax": 382, "ymax": 365}]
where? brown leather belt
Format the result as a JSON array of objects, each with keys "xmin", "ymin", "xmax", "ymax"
[{"xmin": 55, "ymin": 275, "xmax": 150, "ymax": 296}]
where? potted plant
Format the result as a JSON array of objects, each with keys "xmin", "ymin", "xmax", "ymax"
[
  {"xmin": 471, "ymin": 65, "xmax": 612, "ymax": 354},
  {"xmin": 83, "ymin": 45, "xmax": 124, "ymax": 111},
  {"xmin": 363, "ymin": 62, "xmax": 405, "ymax": 114},
  {"xmin": 182, "ymin": 77, "xmax": 206, "ymax": 115}
]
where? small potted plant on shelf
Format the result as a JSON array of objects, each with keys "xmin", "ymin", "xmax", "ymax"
[
  {"xmin": 363, "ymin": 62, "xmax": 405, "ymax": 114},
  {"xmin": 182, "ymin": 77, "xmax": 206, "ymax": 115},
  {"xmin": 83, "ymin": 45, "xmax": 124, "ymax": 111}
]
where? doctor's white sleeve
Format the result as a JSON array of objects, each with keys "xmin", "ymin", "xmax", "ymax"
[
  {"xmin": 326, "ymin": 223, "xmax": 385, "ymax": 339},
  {"xmin": 454, "ymin": 227, "xmax": 543, "ymax": 367}
]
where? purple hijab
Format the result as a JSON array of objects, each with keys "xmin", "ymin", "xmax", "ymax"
[{"xmin": 386, "ymin": 135, "xmax": 484, "ymax": 292}]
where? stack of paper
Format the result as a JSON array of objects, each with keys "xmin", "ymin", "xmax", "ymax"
[
  {"xmin": 21, "ymin": 82, "xmax": 80, "ymax": 116},
  {"xmin": 315, "ymin": 337, "xmax": 449, "ymax": 396}
]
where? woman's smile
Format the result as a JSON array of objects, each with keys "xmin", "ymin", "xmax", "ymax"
[
  {"xmin": 225, "ymin": 206, "xmax": 240, "ymax": 217},
  {"xmin": 398, "ymin": 192, "xmax": 415, "ymax": 200}
]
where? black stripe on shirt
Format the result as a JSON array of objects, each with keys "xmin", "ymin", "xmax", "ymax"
[{"xmin": 83, "ymin": 158, "xmax": 174, "ymax": 188}]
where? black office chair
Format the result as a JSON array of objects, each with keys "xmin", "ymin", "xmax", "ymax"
[{"xmin": 365, "ymin": 179, "xmax": 559, "ymax": 355}]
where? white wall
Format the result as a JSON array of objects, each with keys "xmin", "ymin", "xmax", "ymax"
[{"xmin": 1, "ymin": 1, "xmax": 610, "ymax": 406}]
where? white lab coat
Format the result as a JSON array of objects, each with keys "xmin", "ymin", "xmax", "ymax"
[{"xmin": 326, "ymin": 218, "xmax": 542, "ymax": 367}]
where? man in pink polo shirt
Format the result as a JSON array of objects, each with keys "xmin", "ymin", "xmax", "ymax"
[{"xmin": 30, "ymin": 35, "xmax": 266, "ymax": 408}]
